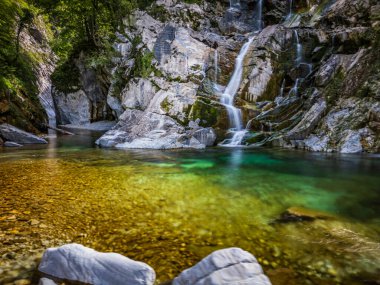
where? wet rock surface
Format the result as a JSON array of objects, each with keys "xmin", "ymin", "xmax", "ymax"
[{"xmin": 275, "ymin": 207, "xmax": 335, "ymax": 223}]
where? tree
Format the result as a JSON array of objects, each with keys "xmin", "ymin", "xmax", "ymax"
[{"xmin": 15, "ymin": 8, "xmax": 34, "ymax": 60}]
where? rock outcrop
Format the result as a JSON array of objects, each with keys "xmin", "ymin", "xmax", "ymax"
[
  {"xmin": 38, "ymin": 244, "xmax": 155, "ymax": 285},
  {"xmin": 229, "ymin": 0, "xmax": 380, "ymax": 153},
  {"xmin": 0, "ymin": 14, "xmax": 56, "ymax": 134},
  {"xmin": 0, "ymin": 123, "xmax": 47, "ymax": 144},
  {"xmin": 48, "ymin": 0, "xmax": 379, "ymax": 153}
]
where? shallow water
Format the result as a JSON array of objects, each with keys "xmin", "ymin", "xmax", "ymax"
[{"xmin": 1, "ymin": 136, "xmax": 379, "ymax": 284}]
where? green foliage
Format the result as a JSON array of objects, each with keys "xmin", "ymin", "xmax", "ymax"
[
  {"xmin": 146, "ymin": 4, "xmax": 168, "ymax": 22},
  {"xmin": 0, "ymin": 0, "xmax": 39, "ymax": 96},
  {"xmin": 32, "ymin": 0, "xmax": 140, "ymax": 92},
  {"xmin": 136, "ymin": 0, "xmax": 155, "ymax": 9},
  {"xmin": 132, "ymin": 51, "xmax": 154, "ymax": 78},
  {"xmin": 51, "ymin": 53, "xmax": 81, "ymax": 94},
  {"xmin": 324, "ymin": 70, "xmax": 344, "ymax": 105}
]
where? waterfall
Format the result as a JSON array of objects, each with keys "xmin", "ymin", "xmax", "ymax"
[
  {"xmin": 288, "ymin": 30, "xmax": 313, "ymax": 98},
  {"xmin": 219, "ymin": 37, "xmax": 254, "ymax": 147},
  {"xmin": 286, "ymin": 0, "xmax": 293, "ymax": 20},
  {"xmin": 256, "ymin": 0, "xmax": 264, "ymax": 30},
  {"xmin": 279, "ymin": 79, "xmax": 285, "ymax": 97},
  {"xmin": 294, "ymin": 30, "xmax": 302, "ymax": 66},
  {"xmin": 230, "ymin": 0, "xmax": 240, "ymax": 9},
  {"xmin": 289, "ymin": 78, "xmax": 300, "ymax": 97},
  {"xmin": 275, "ymin": 79, "xmax": 286, "ymax": 105},
  {"xmin": 214, "ymin": 48, "xmax": 219, "ymax": 83}
]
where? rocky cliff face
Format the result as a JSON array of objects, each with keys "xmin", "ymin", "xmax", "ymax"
[
  {"xmin": 241, "ymin": 0, "xmax": 380, "ymax": 153},
  {"xmin": 0, "ymin": 15, "xmax": 56, "ymax": 134},
  {"xmin": 88, "ymin": 0, "xmax": 379, "ymax": 152}
]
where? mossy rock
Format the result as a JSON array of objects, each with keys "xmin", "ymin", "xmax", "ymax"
[
  {"xmin": 188, "ymin": 99, "xmax": 227, "ymax": 129},
  {"xmin": 245, "ymin": 132, "xmax": 270, "ymax": 144}
]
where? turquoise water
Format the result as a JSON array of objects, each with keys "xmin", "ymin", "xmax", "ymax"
[{"xmin": 0, "ymin": 136, "xmax": 379, "ymax": 284}]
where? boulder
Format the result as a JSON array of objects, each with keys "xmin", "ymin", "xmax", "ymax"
[
  {"xmin": 275, "ymin": 207, "xmax": 334, "ymax": 223},
  {"xmin": 53, "ymin": 90, "xmax": 91, "ymax": 125},
  {"xmin": 38, "ymin": 278, "xmax": 57, "ymax": 285},
  {"xmin": 172, "ymin": 248, "xmax": 272, "ymax": 285},
  {"xmin": 95, "ymin": 130, "xmax": 129, "ymax": 148},
  {"xmin": 38, "ymin": 244, "xmax": 155, "ymax": 285},
  {"xmin": 193, "ymin": 128, "xmax": 217, "ymax": 147},
  {"xmin": 339, "ymin": 129, "xmax": 363, "ymax": 153},
  {"xmin": 0, "ymin": 124, "xmax": 47, "ymax": 144},
  {"xmin": 4, "ymin": 141, "xmax": 23, "ymax": 147},
  {"xmin": 115, "ymin": 130, "xmax": 205, "ymax": 150},
  {"xmin": 304, "ymin": 135, "xmax": 329, "ymax": 152}
]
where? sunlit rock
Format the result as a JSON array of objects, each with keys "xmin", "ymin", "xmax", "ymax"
[
  {"xmin": 38, "ymin": 243, "xmax": 155, "ymax": 285},
  {"xmin": 38, "ymin": 278, "xmax": 57, "ymax": 285},
  {"xmin": 95, "ymin": 130, "xmax": 130, "ymax": 148},
  {"xmin": 173, "ymin": 248, "xmax": 272, "ymax": 285}
]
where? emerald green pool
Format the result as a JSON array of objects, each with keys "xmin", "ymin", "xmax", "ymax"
[{"xmin": 1, "ymin": 135, "xmax": 379, "ymax": 284}]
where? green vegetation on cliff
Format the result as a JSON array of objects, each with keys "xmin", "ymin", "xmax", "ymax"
[
  {"xmin": 0, "ymin": 0, "xmax": 49, "ymax": 132},
  {"xmin": 0, "ymin": 0, "xmax": 37, "ymax": 95}
]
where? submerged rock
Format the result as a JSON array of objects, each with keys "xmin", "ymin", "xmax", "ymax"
[
  {"xmin": 0, "ymin": 124, "xmax": 47, "ymax": 144},
  {"xmin": 38, "ymin": 243, "xmax": 155, "ymax": 285},
  {"xmin": 275, "ymin": 207, "xmax": 334, "ymax": 223},
  {"xmin": 173, "ymin": 248, "xmax": 272, "ymax": 285}
]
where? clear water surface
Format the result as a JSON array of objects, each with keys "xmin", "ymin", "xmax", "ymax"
[{"xmin": 0, "ymin": 135, "xmax": 379, "ymax": 284}]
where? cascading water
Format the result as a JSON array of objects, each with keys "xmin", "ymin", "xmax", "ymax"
[
  {"xmin": 289, "ymin": 30, "xmax": 313, "ymax": 97},
  {"xmin": 275, "ymin": 79, "xmax": 286, "ymax": 105},
  {"xmin": 214, "ymin": 48, "xmax": 219, "ymax": 83},
  {"xmin": 294, "ymin": 30, "xmax": 302, "ymax": 66},
  {"xmin": 230, "ymin": 0, "xmax": 241, "ymax": 9},
  {"xmin": 256, "ymin": 0, "xmax": 264, "ymax": 30},
  {"xmin": 289, "ymin": 78, "xmax": 300, "ymax": 96},
  {"xmin": 219, "ymin": 37, "xmax": 254, "ymax": 146},
  {"xmin": 219, "ymin": 1, "xmax": 264, "ymax": 146},
  {"xmin": 286, "ymin": 0, "xmax": 293, "ymax": 20}
]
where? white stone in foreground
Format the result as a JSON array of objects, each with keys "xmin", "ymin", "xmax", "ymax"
[
  {"xmin": 38, "ymin": 278, "xmax": 57, "ymax": 285},
  {"xmin": 173, "ymin": 248, "xmax": 272, "ymax": 285},
  {"xmin": 38, "ymin": 244, "xmax": 155, "ymax": 285}
]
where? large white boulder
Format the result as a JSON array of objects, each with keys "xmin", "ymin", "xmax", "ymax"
[
  {"xmin": 53, "ymin": 90, "xmax": 91, "ymax": 125},
  {"xmin": 173, "ymin": 248, "xmax": 272, "ymax": 285},
  {"xmin": 38, "ymin": 244, "xmax": 155, "ymax": 285}
]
